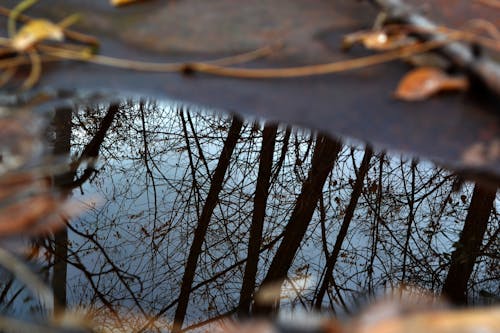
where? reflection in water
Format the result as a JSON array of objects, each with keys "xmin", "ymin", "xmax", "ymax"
[{"xmin": 0, "ymin": 100, "xmax": 499, "ymax": 332}]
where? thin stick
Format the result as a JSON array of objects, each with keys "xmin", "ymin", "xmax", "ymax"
[
  {"xmin": 35, "ymin": 39, "xmax": 446, "ymax": 78},
  {"xmin": 37, "ymin": 42, "xmax": 281, "ymax": 70},
  {"xmin": 7, "ymin": 0, "xmax": 38, "ymax": 37},
  {"xmin": 0, "ymin": 53, "xmax": 71, "ymax": 70},
  {"xmin": 181, "ymin": 40, "xmax": 448, "ymax": 78},
  {"xmin": 0, "ymin": 54, "xmax": 32, "ymax": 69},
  {"xmin": 57, "ymin": 13, "xmax": 81, "ymax": 30},
  {"xmin": 22, "ymin": 49, "xmax": 41, "ymax": 89},
  {"xmin": 9, "ymin": 39, "xmax": 447, "ymax": 80}
]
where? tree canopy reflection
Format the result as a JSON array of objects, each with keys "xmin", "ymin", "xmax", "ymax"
[{"xmin": 1, "ymin": 100, "xmax": 497, "ymax": 332}]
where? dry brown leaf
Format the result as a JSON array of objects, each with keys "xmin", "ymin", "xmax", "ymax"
[
  {"xmin": 10, "ymin": 19, "xmax": 64, "ymax": 51},
  {"xmin": 394, "ymin": 67, "xmax": 469, "ymax": 101}
]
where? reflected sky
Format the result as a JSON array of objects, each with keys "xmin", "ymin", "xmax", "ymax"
[{"xmin": 0, "ymin": 100, "xmax": 499, "ymax": 332}]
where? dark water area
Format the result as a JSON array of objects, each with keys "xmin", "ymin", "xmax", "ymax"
[{"xmin": 0, "ymin": 98, "xmax": 499, "ymax": 332}]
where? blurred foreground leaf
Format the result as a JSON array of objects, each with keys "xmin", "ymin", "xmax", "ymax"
[
  {"xmin": 11, "ymin": 19, "xmax": 64, "ymax": 51},
  {"xmin": 394, "ymin": 67, "xmax": 469, "ymax": 101}
]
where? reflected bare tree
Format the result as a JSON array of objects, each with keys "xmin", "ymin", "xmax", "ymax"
[
  {"xmin": 313, "ymin": 146, "xmax": 373, "ymax": 310},
  {"xmin": 442, "ymin": 184, "xmax": 496, "ymax": 304},
  {"xmin": 3, "ymin": 100, "xmax": 497, "ymax": 331},
  {"xmin": 172, "ymin": 115, "xmax": 243, "ymax": 332},
  {"xmin": 51, "ymin": 106, "xmax": 72, "ymax": 314},
  {"xmin": 238, "ymin": 123, "xmax": 278, "ymax": 316},
  {"xmin": 253, "ymin": 135, "xmax": 342, "ymax": 315}
]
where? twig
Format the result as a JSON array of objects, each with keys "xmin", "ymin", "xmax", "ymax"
[
  {"xmin": 180, "ymin": 40, "xmax": 449, "ymax": 78},
  {"xmin": 7, "ymin": 0, "xmax": 38, "ymax": 37},
  {"xmin": 37, "ymin": 42, "xmax": 282, "ymax": 71},
  {"xmin": 23, "ymin": 49, "xmax": 41, "ymax": 89},
  {"xmin": 38, "ymin": 39, "xmax": 448, "ymax": 77}
]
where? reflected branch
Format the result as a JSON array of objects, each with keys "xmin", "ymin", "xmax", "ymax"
[
  {"xmin": 314, "ymin": 146, "xmax": 373, "ymax": 309},
  {"xmin": 65, "ymin": 224, "xmax": 147, "ymax": 316},
  {"xmin": 254, "ymin": 135, "xmax": 342, "ymax": 314},
  {"xmin": 172, "ymin": 116, "xmax": 244, "ymax": 332},
  {"xmin": 238, "ymin": 123, "xmax": 278, "ymax": 316},
  {"xmin": 401, "ymin": 159, "xmax": 417, "ymax": 283},
  {"xmin": 180, "ymin": 110, "xmax": 202, "ymax": 220},
  {"xmin": 186, "ymin": 110, "xmax": 212, "ymax": 182}
]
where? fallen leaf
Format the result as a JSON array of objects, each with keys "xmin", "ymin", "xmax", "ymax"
[
  {"xmin": 394, "ymin": 67, "xmax": 468, "ymax": 101},
  {"xmin": 342, "ymin": 30, "xmax": 413, "ymax": 51},
  {"xmin": 110, "ymin": 0, "xmax": 142, "ymax": 7},
  {"xmin": 11, "ymin": 19, "xmax": 64, "ymax": 51}
]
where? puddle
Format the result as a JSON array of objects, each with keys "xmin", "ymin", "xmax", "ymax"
[{"xmin": 0, "ymin": 98, "xmax": 499, "ymax": 332}]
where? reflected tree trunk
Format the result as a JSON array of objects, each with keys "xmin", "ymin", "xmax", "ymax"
[
  {"xmin": 367, "ymin": 152, "xmax": 384, "ymax": 290},
  {"xmin": 51, "ymin": 104, "xmax": 119, "ymax": 314},
  {"xmin": 172, "ymin": 116, "xmax": 244, "ymax": 332},
  {"xmin": 253, "ymin": 135, "xmax": 342, "ymax": 315},
  {"xmin": 271, "ymin": 126, "xmax": 291, "ymax": 184},
  {"xmin": 314, "ymin": 146, "xmax": 373, "ymax": 309},
  {"xmin": 66, "ymin": 104, "xmax": 119, "ymax": 188},
  {"xmin": 238, "ymin": 123, "xmax": 278, "ymax": 316},
  {"xmin": 51, "ymin": 107, "xmax": 72, "ymax": 314},
  {"xmin": 442, "ymin": 183, "xmax": 496, "ymax": 304},
  {"xmin": 187, "ymin": 110, "xmax": 211, "ymax": 180},
  {"xmin": 180, "ymin": 110, "xmax": 202, "ymax": 219},
  {"xmin": 401, "ymin": 159, "xmax": 417, "ymax": 282}
]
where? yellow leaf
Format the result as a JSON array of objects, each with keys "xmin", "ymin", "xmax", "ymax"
[
  {"xmin": 11, "ymin": 19, "xmax": 64, "ymax": 51},
  {"xmin": 394, "ymin": 67, "xmax": 469, "ymax": 101},
  {"xmin": 110, "ymin": 0, "xmax": 141, "ymax": 7}
]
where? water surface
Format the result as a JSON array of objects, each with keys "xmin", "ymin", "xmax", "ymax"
[{"xmin": 0, "ymin": 99, "xmax": 498, "ymax": 332}]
